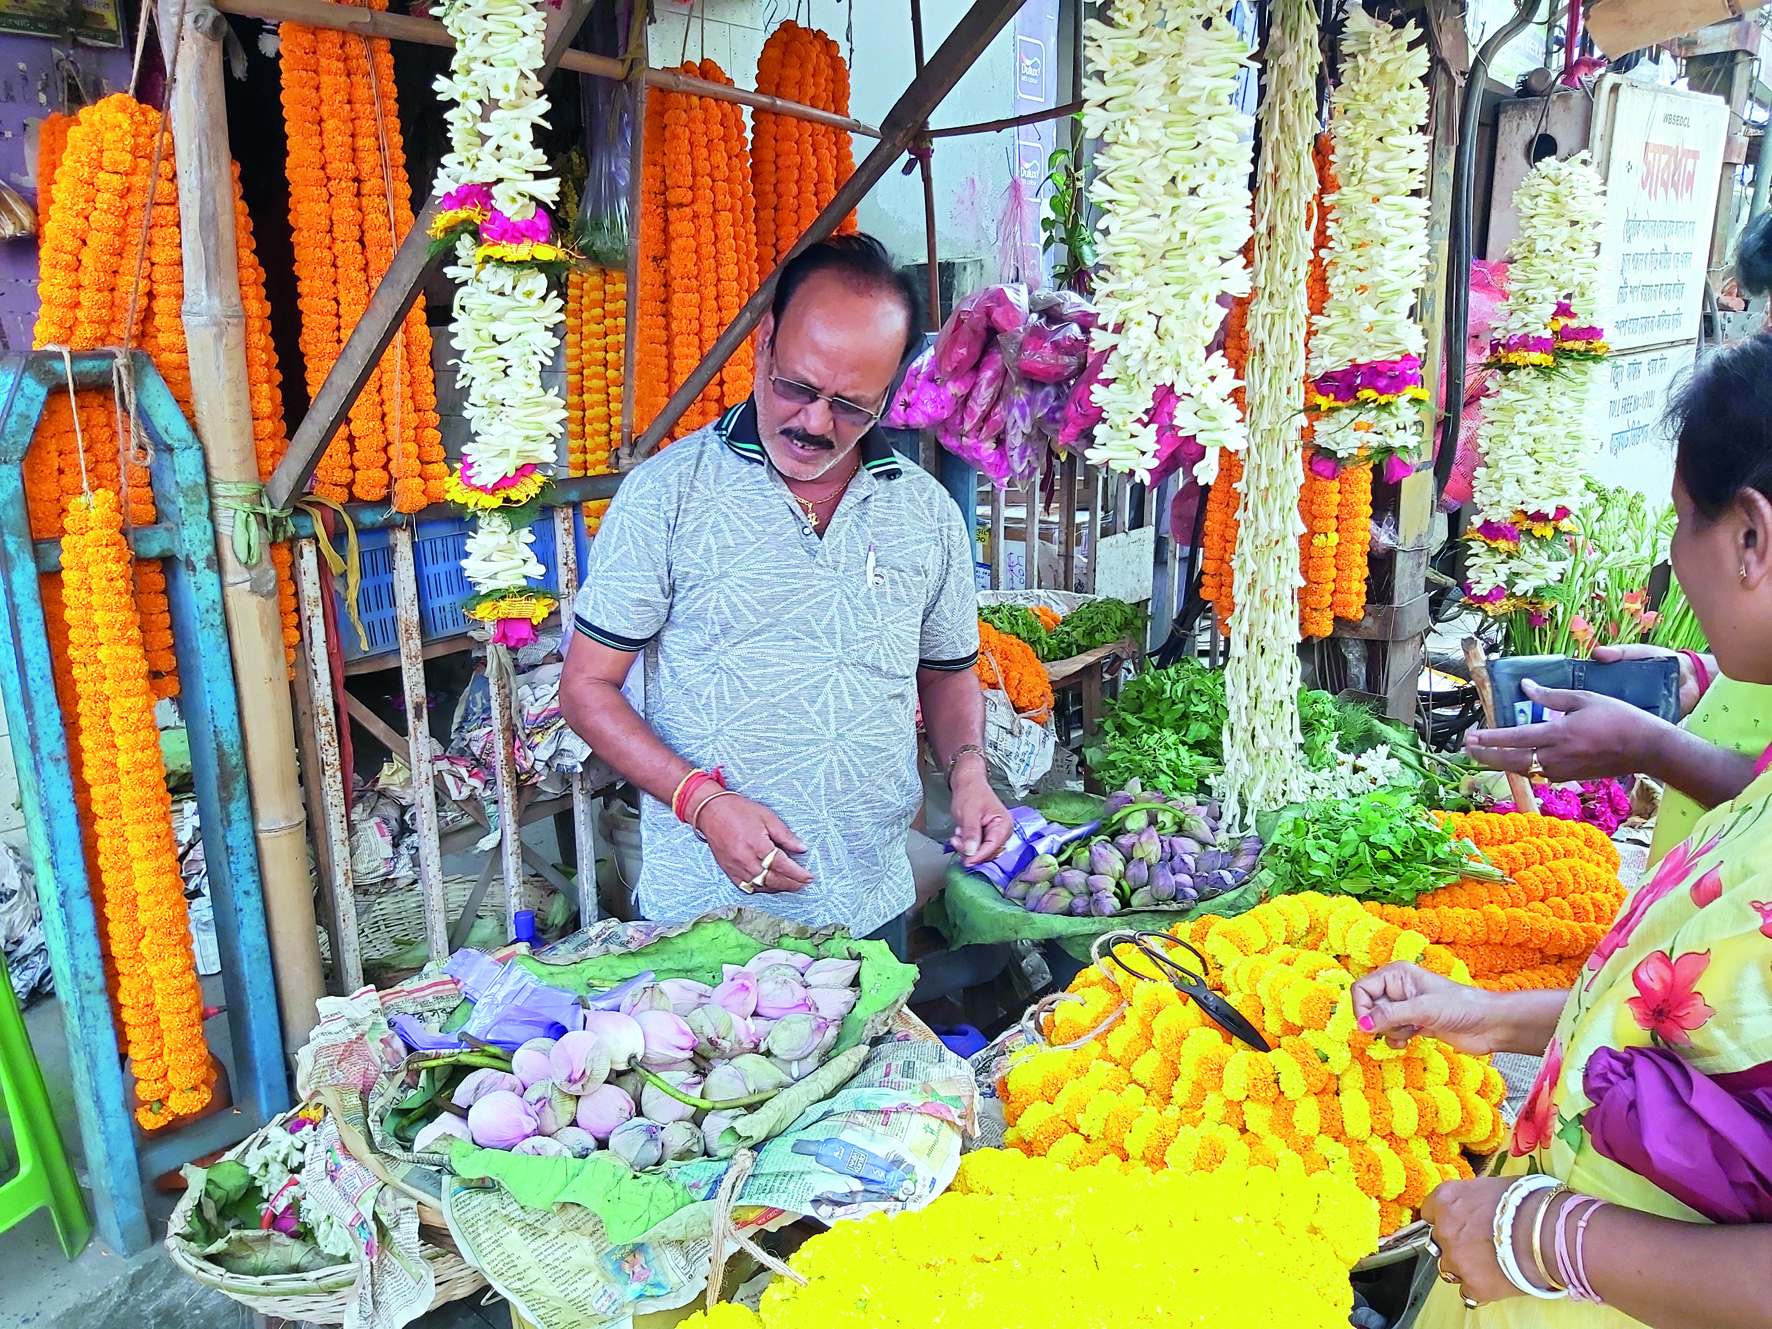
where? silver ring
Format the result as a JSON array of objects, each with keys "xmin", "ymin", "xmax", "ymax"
[
  {"xmin": 1425, "ymin": 1237, "xmax": 1442, "ymax": 1259},
  {"xmin": 1462, "ymin": 1296, "xmax": 1480, "ymax": 1310}
]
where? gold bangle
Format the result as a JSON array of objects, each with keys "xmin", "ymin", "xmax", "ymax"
[
  {"xmin": 1531, "ymin": 1183, "xmax": 1570, "ymax": 1293},
  {"xmin": 690, "ymin": 788, "xmax": 740, "ymax": 841}
]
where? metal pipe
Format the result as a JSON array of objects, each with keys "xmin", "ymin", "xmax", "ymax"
[
  {"xmin": 911, "ymin": 0, "xmax": 942, "ymax": 331},
  {"xmin": 1435, "ymin": 0, "xmax": 1542, "ymax": 497},
  {"xmin": 928, "ymin": 99, "xmax": 1085, "ymax": 138}
]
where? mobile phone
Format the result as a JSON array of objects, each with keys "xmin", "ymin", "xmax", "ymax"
[{"xmin": 1487, "ymin": 655, "xmax": 1681, "ymax": 726}]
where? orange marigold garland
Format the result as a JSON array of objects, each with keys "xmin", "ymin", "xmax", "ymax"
[
  {"xmin": 1199, "ymin": 243, "xmax": 1252, "ymax": 634},
  {"xmin": 1332, "ymin": 460, "xmax": 1374, "ymax": 622},
  {"xmin": 753, "ymin": 23, "xmax": 856, "ymax": 268},
  {"xmin": 35, "ymin": 109, "xmax": 71, "ymax": 228},
  {"xmin": 635, "ymin": 86, "xmax": 670, "ymax": 438},
  {"xmin": 64, "ymin": 488, "xmax": 212, "ymax": 1128}
]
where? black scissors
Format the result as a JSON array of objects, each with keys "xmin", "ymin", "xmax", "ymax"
[{"xmin": 1094, "ymin": 930, "xmax": 1271, "ymax": 1053}]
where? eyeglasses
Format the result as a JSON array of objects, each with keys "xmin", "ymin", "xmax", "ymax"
[{"xmin": 768, "ymin": 374, "xmax": 884, "ymax": 430}]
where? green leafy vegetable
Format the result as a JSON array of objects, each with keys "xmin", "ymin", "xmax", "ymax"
[
  {"xmin": 1044, "ymin": 598, "xmax": 1146, "ymax": 660},
  {"xmin": 1084, "ymin": 728, "xmax": 1218, "ymax": 795},
  {"xmin": 1032, "ymin": 789, "xmax": 1107, "ymax": 826},
  {"xmin": 1256, "ymin": 788, "xmax": 1499, "ymax": 905},
  {"xmin": 979, "ymin": 604, "xmax": 1050, "ymax": 656}
]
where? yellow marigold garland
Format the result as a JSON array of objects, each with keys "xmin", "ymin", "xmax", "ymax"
[
  {"xmin": 680, "ymin": 1148, "xmax": 1377, "ymax": 1329},
  {"xmin": 63, "ymin": 489, "xmax": 211, "ymax": 1129},
  {"xmin": 1002, "ymin": 891, "xmax": 1509, "ymax": 1234},
  {"xmin": 1298, "ymin": 450, "xmax": 1339, "ymax": 639}
]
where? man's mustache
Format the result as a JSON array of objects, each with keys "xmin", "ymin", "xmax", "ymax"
[{"xmin": 782, "ymin": 428, "xmax": 836, "ymax": 451}]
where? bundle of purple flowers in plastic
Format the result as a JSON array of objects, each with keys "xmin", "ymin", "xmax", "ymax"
[{"xmin": 1493, "ymin": 777, "xmax": 1631, "ymax": 835}]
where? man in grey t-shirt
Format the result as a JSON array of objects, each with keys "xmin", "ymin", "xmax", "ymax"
[{"xmin": 560, "ymin": 235, "xmax": 1012, "ymax": 942}]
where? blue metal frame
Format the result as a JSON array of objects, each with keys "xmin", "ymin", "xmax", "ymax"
[{"xmin": 0, "ymin": 351, "xmax": 288, "ymax": 1254}]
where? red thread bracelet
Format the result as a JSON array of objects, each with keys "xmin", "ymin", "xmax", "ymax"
[{"xmin": 673, "ymin": 767, "xmax": 726, "ymax": 823}]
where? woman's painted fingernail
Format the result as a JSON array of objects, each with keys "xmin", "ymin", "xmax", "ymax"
[{"xmin": 1357, "ymin": 1014, "xmax": 1374, "ymax": 1032}]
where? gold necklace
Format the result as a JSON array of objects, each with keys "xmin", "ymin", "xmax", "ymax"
[{"xmin": 785, "ymin": 461, "xmax": 859, "ymax": 531}]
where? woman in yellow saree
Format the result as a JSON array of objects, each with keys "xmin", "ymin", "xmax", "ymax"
[{"xmin": 1358, "ymin": 333, "xmax": 1772, "ymax": 1329}]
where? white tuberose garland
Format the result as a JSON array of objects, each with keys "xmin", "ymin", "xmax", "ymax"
[
  {"xmin": 1306, "ymin": 9, "xmax": 1431, "ymax": 461},
  {"xmin": 431, "ymin": 0, "xmax": 566, "ymax": 608},
  {"xmin": 1221, "ymin": 0, "xmax": 1319, "ymax": 826},
  {"xmin": 1081, "ymin": 0, "xmax": 1253, "ymax": 484}
]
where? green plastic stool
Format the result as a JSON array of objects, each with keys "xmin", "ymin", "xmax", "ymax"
[{"xmin": 0, "ymin": 952, "xmax": 90, "ymax": 1258}]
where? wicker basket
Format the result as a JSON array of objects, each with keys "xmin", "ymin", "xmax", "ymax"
[
  {"xmin": 165, "ymin": 1113, "xmax": 487, "ymax": 1323},
  {"xmin": 316, "ymin": 872, "xmax": 549, "ymax": 972}
]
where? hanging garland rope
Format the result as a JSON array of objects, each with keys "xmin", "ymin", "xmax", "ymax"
[
  {"xmin": 1220, "ymin": 0, "xmax": 1320, "ymax": 825},
  {"xmin": 753, "ymin": 21, "xmax": 856, "ymax": 275}
]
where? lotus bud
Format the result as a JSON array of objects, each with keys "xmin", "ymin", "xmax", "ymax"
[
  {"xmin": 755, "ymin": 974, "xmax": 811, "ymax": 1019},
  {"xmin": 512, "ymin": 1135, "xmax": 571, "ymax": 1158},
  {"xmin": 1021, "ymin": 854, "xmax": 1060, "ymax": 885},
  {"xmin": 1068, "ymin": 894, "xmax": 1091, "ymax": 916},
  {"xmin": 641, "ymin": 1071, "xmax": 704, "ymax": 1125},
  {"xmin": 1152, "ymin": 864, "xmax": 1174, "ymax": 893},
  {"xmin": 1124, "ymin": 808, "xmax": 1150, "ymax": 833},
  {"xmin": 1152, "ymin": 875, "xmax": 1177, "ymax": 904},
  {"xmin": 1089, "ymin": 842, "xmax": 1125, "ymax": 879},
  {"xmin": 551, "ymin": 1125, "xmax": 599, "ymax": 1157},
  {"xmin": 575, "ymin": 1083, "xmax": 636, "ymax": 1141},
  {"xmin": 451, "ymin": 1068, "xmax": 522, "ymax": 1109},
  {"xmin": 548, "ymin": 1029, "xmax": 612, "ymax": 1094},
  {"xmin": 711, "ymin": 972, "xmax": 758, "ymax": 1018},
  {"xmin": 635, "ymin": 1010, "xmax": 698, "ymax": 1068},
  {"xmin": 413, "ymin": 1114, "xmax": 471, "ymax": 1155},
  {"xmin": 656, "ymin": 979, "xmax": 713, "ymax": 1014},
  {"xmin": 621, "ymin": 984, "xmax": 675, "ymax": 1016},
  {"xmin": 1004, "ymin": 878, "xmax": 1031, "ymax": 902},
  {"xmin": 511, "ymin": 1037, "xmax": 557, "ymax": 1089},
  {"xmin": 660, "ymin": 1120, "xmax": 705, "ymax": 1162},
  {"xmin": 763, "ymin": 1013, "xmax": 828, "ymax": 1062},
  {"xmin": 702, "ymin": 1062, "xmax": 749, "ymax": 1103},
  {"xmin": 1137, "ymin": 826, "xmax": 1162, "ymax": 863},
  {"xmin": 1114, "ymin": 833, "xmax": 1139, "ymax": 858},
  {"xmin": 687, "ymin": 1003, "xmax": 739, "ymax": 1059},
  {"xmin": 1123, "ymin": 859, "xmax": 1149, "ymax": 890},
  {"xmin": 730, "ymin": 1053, "xmax": 794, "ymax": 1094},
  {"xmin": 771, "ymin": 1056, "xmax": 821, "ymax": 1081},
  {"xmin": 523, "ymin": 1080, "xmax": 578, "ymax": 1135},
  {"xmin": 745, "ymin": 949, "xmax": 815, "ymax": 974},
  {"xmin": 613, "ymin": 1069, "xmax": 646, "ymax": 1101},
  {"xmin": 1180, "ymin": 814, "xmax": 1213, "ymax": 842},
  {"xmin": 1033, "ymin": 889, "xmax": 1072, "ymax": 914},
  {"xmin": 1053, "ymin": 868, "xmax": 1088, "ymax": 893},
  {"xmin": 1203, "ymin": 799, "xmax": 1222, "ymax": 822},
  {"xmin": 1173, "ymin": 836, "xmax": 1202, "ymax": 857},
  {"xmin": 752, "ymin": 964, "xmax": 810, "ymax": 989},
  {"xmin": 808, "ymin": 986, "xmax": 858, "ymax": 1020},
  {"xmin": 1021, "ymin": 884, "xmax": 1051, "ymax": 914},
  {"xmin": 1128, "ymin": 887, "xmax": 1156, "ymax": 910},
  {"xmin": 467, "ymin": 1090, "xmax": 538, "ymax": 1149},
  {"xmin": 803, "ymin": 958, "xmax": 861, "ymax": 989},
  {"xmin": 581, "ymin": 1011, "xmax": 646, "ymax": 1072},
  {"xmin": 702, "ymin": 1110, "xmax": 740, "ymax": 1157},
  {"xmin": 608, "ymin": 1118, "xmax": 663, "ymax": 1171},
  {"xmin": 813, "ymin": 1021, "xmax": 841, "ymax": 1059},
  {"xmin": 1102, "ymin": 791, "xmax": 1134, "ymax": 815},
  {"xmin": 1089, "ymin": 892, "xmax": 1117, "ymax": 917}
]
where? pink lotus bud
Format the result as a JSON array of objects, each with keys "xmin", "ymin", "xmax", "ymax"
[
  {"xmin": 755, "ymin": 975, "xmax": 811, "ymax": 1020},
  {"xmin": 512, "ymin": 1135, "xmax": 571, "ymax": 1158},
  {"xmin": 702, "ymin": 1062, "xmax": 748, "ymax": 1103},
  {"xmin": 550, "ymin": 1125, "xmax": 599, "ymax": 1157},
  {"xmin": 413, "ymin": 1115, "xmax": 471, "ymax": 1155},
  {"xmin": 511, "ymin": 1037, "xmax": 557, "ymax": 1089},
  {"xmin": 272, "ymin": 1207, "xmax": 300, "ymax": 1234},
  {"xmin": 575, "ymin": 1083, "xmax": 635, "ymax": 1141},
  {"xmin": 621, "ymin": 984, "xmax": 675, "ymax": 1015},
  {"xmin": 660, "ymin": 1121, "xmax": 704, "ymax": 1162},
  {"xmin": 807, "ymin": 987, "xmax": 858, "ymax": 1021},
  {"xmin": 581, "ymin": 1011, "xmax": 646, "ymax": 1072},
  {"xmin": 523, "ymin": 1080, "xmax": 577, "ymax": 1135},
  {"xmin": 549, "ymin": 1029, "xmax": 613, "ymax": 1093},
  {"xmin": 744, "ymin": 949, "xmax": 814, "ymax": 974},
  {"xmin": 687, "ymin": 1004, "xmax": 741, "ymax": 1059},
  {"xmin": 608, "ymin": 1118, "xmax": 663, "ymax": 1170},
  {"xmin": 729, "ymin": 1054, "xmax": 792, "ymax": 1094},
  {"xmin": 656, "ymin": 979, "xmax": 713, "ymax": 1014},
  {"xmin": 640, "ymin": 1072, "xmax": 703, "ymax": 1125},
  {"xmin": 802, "ymin": 958, "xmax": 861, "ymax": 988},
  {"xmin": 635, "ymin": 1011, "xmax": 698, "ymax": 1068},
  {"xmin": 762, "ymin": 1013, "xmax": 827, "ymax": 1062},
  {"xmin": 702, "ymin": 1110, "xmax": 740, "ymax": 1158},
  {"xmin": 467, "ymin": 1089, "xmax": 539, "ymax": 1149},
  {"xmin": 710, "ymin": 972, "xmax": 758, "ymax": 1018},
  {"xmin": 451, "ymin": 1068, "xmax": 522, "ymax": 1108}
]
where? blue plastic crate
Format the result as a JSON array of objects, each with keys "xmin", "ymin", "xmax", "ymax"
[{"xmin": 332, "ymin": 512, "xmax": 576, "ymax": 660}]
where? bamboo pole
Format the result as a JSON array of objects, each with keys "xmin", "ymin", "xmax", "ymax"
[{"xmin": 161, "ymin": 0, "xmax": 325, "ymax": 1048}]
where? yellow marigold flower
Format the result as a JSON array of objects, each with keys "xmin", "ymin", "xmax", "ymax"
[
  {"xmin": 1105, "ymin": 1017, "xmax": 1153, "ymax": 1069},
  {"xmin": 1166, "ymin": 1125, "xmax": 1202, "ymax": 1172},
  {"xmin": 677, "ymin": 1301, "xmax": 761, "ymax": 1329},
  {"xmin": 1151, "ymin": 1000, "xmax": 1206, "ymax": 1060},
  {"xmin": 1053, "ymin": 1078, "xmax": 1094, "ymax": 1128},
  {"xmin": 1302, "ymin": 1028, "xmax": 1353, "ymax": 1075},
  {"xmin": 1339, "ymin": 1084, "xmax": 1372, "ymax": 1140},
  {"xmin": 1387, "ymin": 1088, "xmax": 1420, "ymax": 1139},
  {"xmin": 1425, "ymin": 1085, "xmax": 1463, "ymax": 1135},
  {"xmin": 1103, "ymin": 1085, "xmax": 1148, "ymax": 1148},
  {"xmin": 1130, "ymin": 976, "xmax": 1179, "ymax": 1029},
  {"xmin": 1130, "ymin": 1048, "xmax": 1180, "ymax": 1103},
  {"xmin": 1479, "ymin": 1063, "xmax": 1507, "ymax": 1105},
  {"xmin": 1047, "ymin": 1131, "xmax": 1088, "ymax": 1168}
]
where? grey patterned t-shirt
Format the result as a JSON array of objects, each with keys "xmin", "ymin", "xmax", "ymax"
[{"xmin": 574, "ymin": 400, "xmax": 980, "ymax": 936}]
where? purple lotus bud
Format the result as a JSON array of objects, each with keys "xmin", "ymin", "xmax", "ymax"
[
  {"xmin": 729, "ymin": 1013, "xmax": 760, "ymax": 1055},
  {"xmin": 1033, "ymin": 890, "xmax": 1072, "ymax": 915},
  {"xmin": 271, "ymin": 1207, "xmax": 300, "ymax": 1234},
  {"xmin": 1173, "ymin": 836, "xmax": 1202, "ymax": 857},
  {"xmin": 523, "ymin": 1080, "xmax": 577, "ymax": 1135},
  {"xmin": 803, "ymin": 958, "xmax": 860, "ymax": 989},
  {"xmin": 1089, "ymin": 842, "xmax": 1126, "ymax": 878},
  {"xmin": 551, "ymin": 1125, "xmax": 599, "ymax": 1157},
  {"xmin": 581, "ymin": 1011, "xmax": 646, "ymax": 1072},
  {"xmin": 512, "ymin": 1135, "xmax": 571, "ymax": 1158},
  {"xmin": 1137, "ymin": 826, "xmax": 1162, "ymax": 863},
  {"xmin": 1203, "ymin": 799, "xmax": 1222, "ymax": 822},
  {"xmin": 1213, "ymin": 869, "xmax": 1238, "ymax": 892},
  {"xmin": 467, "ymin": 1090, "xmax": 538, "ymax": 1150},
  {"xmin": 413, "ymin": 1114, "xmax": 471, "ymax": 1155},
  {"xmin": 1153, "ymin": 875, "xmax": 1177, "ymax": 903},
  {"xmin": 641, "ymin": 1072, "xmax": 703, "ymax": 1125},
  {"xmin": 730, "ymin": 1053, "xmax": 793, "ymax": 1094},
  {"xmin": 1114, "ymin": 833, "xmax": 1139, "ymax": 858},
  {"xmin": 1089, "ymin": 892, "xmax": 1117, "ymax": 917},
  {"xmin": 511, "ymin": 1037, "xmax": 556, "ymax": 1089},
  {"xmin": 1021, "ymin": 884, "xmax": 1052, "ymax": 914},
  {"xmin": 755, "ymin": 974, "xmax": 811, "ymax": 1020},
  {"xmin": 621, "ymin": 984, "xmax": 675, "ymax": 1016},
  {"xmin": 1086, "ymin": 873, "xmax": 1116, "ymax": 895},
  {"xmin": 711, "ymin": 972, "xmax": 758, "ymax": 1018},
  {"xmin": 1123, "ymin": 860, "xmax": 1148, "ymax": 890},
  {"xmin": 661, "ymin": 1120, "xmax": 705, "ymax": 1162},
  {"xmin": 702, "ymin": 1110, "xmax": 740, "ymax": 1157},
  {"xmin": 702, "ymin": 1062, "xmax": 748, "ymax": 1103},
  {"xmin": 1020, "ymin": 854, "xmax": 1060, "ymax": 884},
  {"xmin": 745, "ymin": 949, "xmax": 815, "ymax": 974},
  {"xmin": 1128, "ymin": 887, "xmax": 1156, "ymax": 909},
  {"xmin": 1243, "ymin": 834, "xmax": 1264, "ymax": 853},
  {"xmin": 1181, "ymin": 814, "xmax": 1214, "ymax": 842},
  {"xmin": 1004, "ymin": 878, "xmax": 1032, "ymax": 902},
  {"xmin": 1068, "ymin": 893, "xmax": 1092, "ymax": 916},
  {"xmin": 1102, "ymin": 791, "xmax": 1134, "ymax": 815},
  {"xmin": 1053, "ymin": 868, "xmax": 1088, "ymax": 894},
  {"xmin": 575, "ymin": 1084, "xmax": 635, "ymax": 1141},
  {"xmin": 608, "ymin": 1118, "xmax": 663, "ymax": 1170},
  {"xmin": 1152, "ymin": 864, "xmax": 1174, "ymax": 894},
  {"xmin": 656, "ymin": 979, "xmax": 713, "ymax": 1015},
  {"xmin": 549, "ymin": 1029, "xmax": 613, "ymax": 1094},
  {"xmin": 687, "ymin": 1004, "xmax": 738, "ymax": 1059},
  {"xmin": 808, "ymin": 986, "xmax": 858, "ymax": 1020},
  {"xmin": 635, "ymin": 1010, "xmax": 698, "ymax": 1068},
  {"xmin": 451, "ymin": 1068, "xmax": 522, "ymax": 1109},
  {"xmin": 763, "ymin": 1013, "xmax": 828, "ymax": 1061}
]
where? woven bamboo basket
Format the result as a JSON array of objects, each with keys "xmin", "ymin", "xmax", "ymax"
[{"xmin": 165, "ymin": 1113, "xmax": 486, "ymax": 1323}]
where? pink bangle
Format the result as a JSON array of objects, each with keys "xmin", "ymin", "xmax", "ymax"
[
  {"xmin": 1554, "ymin": 1196, "xmax": 1606, "ymax": 1303},
  {"xmin": 1681, "ymin": 650, "xmax": 1711, "ymax": 703}
]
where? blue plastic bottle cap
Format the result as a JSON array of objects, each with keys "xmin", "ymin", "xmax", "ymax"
[{"xmin": 513, "ymin": 909, "xmax": 536, "ymax": 943}]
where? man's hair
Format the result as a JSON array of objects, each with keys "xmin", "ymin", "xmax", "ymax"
[
  {"xmin": 769, "ymin": 234, "xmax": 923, "ymax": 365},
  {"xmin": 1737, "ymin": 211, "xmax": 1772, "ymax": 299}
]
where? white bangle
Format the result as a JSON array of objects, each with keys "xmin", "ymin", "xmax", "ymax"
[{"xmin": 1493, "ymin": 1174, "xmax": 1568, "ymax": 1299}]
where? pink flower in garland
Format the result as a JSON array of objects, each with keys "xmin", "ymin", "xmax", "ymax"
[{"xmin": 481, "ymin": 206, "xmax": 553, "ymax": 247}]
